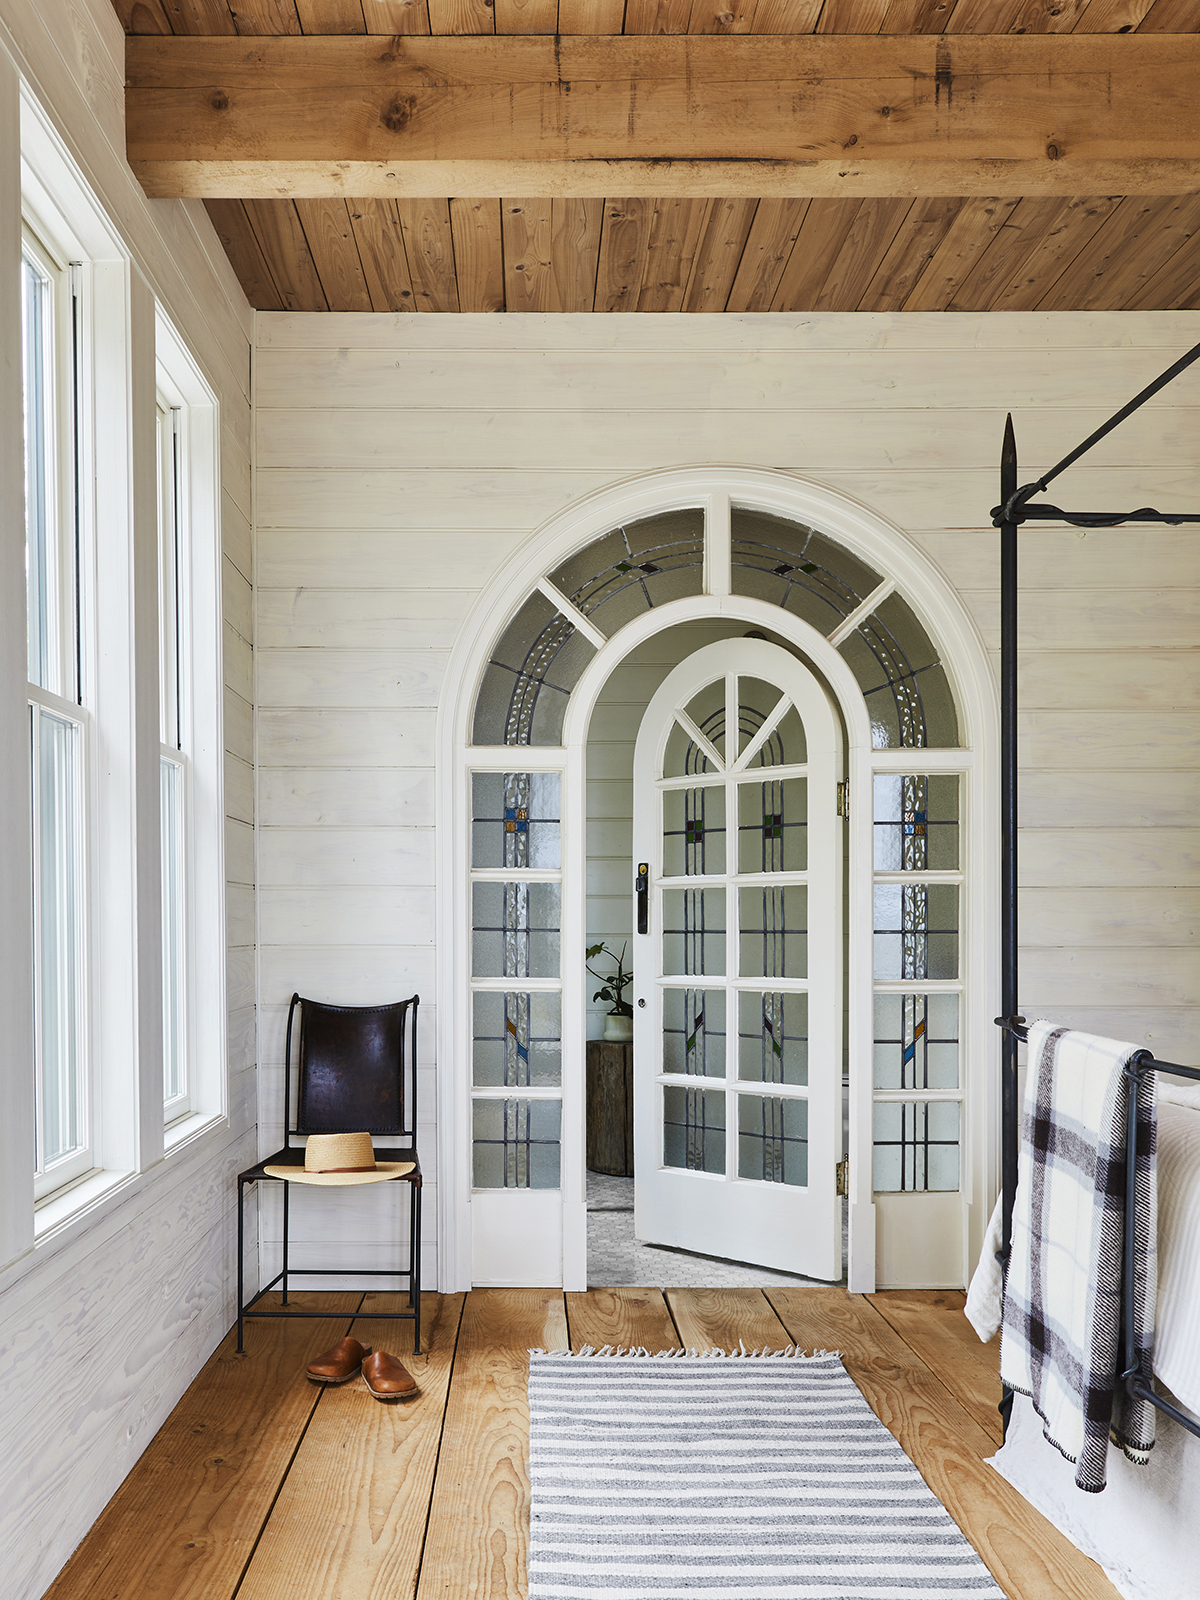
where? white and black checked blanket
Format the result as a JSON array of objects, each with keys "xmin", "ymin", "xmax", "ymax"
[{"xmin": 999, "ymin": 1021, "xmax": 1157, "ymax": 1493}]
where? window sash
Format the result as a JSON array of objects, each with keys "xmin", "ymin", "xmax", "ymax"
[
  {"xmin": 160, "ymin": 751, "xmax": 188, "ymax": 1116},
  {"xmin": 157, "ymin": 403, "xmax": 183, "ymax": 751}
]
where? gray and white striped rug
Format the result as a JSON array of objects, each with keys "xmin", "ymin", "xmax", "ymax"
[{"xmin": 528, "ymin": 1349, "xmax": 1005, "ymax": 1600}]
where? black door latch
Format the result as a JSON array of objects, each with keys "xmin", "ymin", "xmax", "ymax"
[{"xmin": 635, "ymin": 862, "xmax": 649, "ymax": 934}]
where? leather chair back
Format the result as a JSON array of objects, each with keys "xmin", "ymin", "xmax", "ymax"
[{"xmin": 290, "ymin": 997, "xmax": 412, "ymax": 1136}]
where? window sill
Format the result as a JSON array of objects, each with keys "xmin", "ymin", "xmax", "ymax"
[
  {"xmin": 34, "ymin": 1167, "xmax": 136, "ymax": 1241},
  {"xmin": 165, "ymin": 1108, "xmax": 225, "ymax": 1155}
]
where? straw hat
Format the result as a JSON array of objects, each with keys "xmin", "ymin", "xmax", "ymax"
[{"xmin": 264, "ymin": 1131, "xmax": 414, "ymax": 1187}]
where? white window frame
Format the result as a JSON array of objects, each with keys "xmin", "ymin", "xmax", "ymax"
[{"xmin": 155, "ymin": 311, "xmax": 227, "ymax": 1152}]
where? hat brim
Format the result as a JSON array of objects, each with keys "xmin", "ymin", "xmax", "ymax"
[{"xmin": 262, "ymin": 1161, "xmax": 415, "ymax": 1187}]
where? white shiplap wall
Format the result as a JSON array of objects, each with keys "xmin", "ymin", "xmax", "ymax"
[
  {"xmin": 255, "ymin": 307, "xmax": 1200, "ymax": 1292},
  {"xmin": 0, "ymin": 3, "xmax": 254, "ymax": 1596}
]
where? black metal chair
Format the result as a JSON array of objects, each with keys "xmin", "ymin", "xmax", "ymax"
[{"xmin": 236, "ymin": 992, "xmax": 422, "ymax": 1353}]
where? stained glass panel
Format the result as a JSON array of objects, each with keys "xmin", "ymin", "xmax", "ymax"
[
  {"xmin": 873, "ymin": 883, "xmax": 958, "ymax": 981},
  {"xmin": 873, "ymin": 774, "xmax": 959, "ymax": 871},
  {"xmin": 547, "ymin": 509, "xmax": 705, "ymax": 638},
  {"xmin": 873, "ymin": 992, "xmax": 959, "ymax": 1091},
  {"xmin": 739, "ymin": 885, "xmax": 807, "ymax": 980},
  {"xmin": 731, "ymin": 508, "xmax": 882, "ymax": 634},
  {"xmin": 472, "ymin": 771, "xmax": 561, "ymax": 869},
  {"xmin": 839, "ymin": 590, "xmax": 959, "ymax": 749},
  {"xmin": 473, "ymin": 1097, "xmax": 561, "ymax": 1188},
  {"xmin": 663, "ymin": 785, "xmax": 726, "ymax": 876},
  {"xmin": 662, "ymin": 887, "xmax": 726, "ymax": 976},
  {"xmin": 738, "ymin": 990, "xmax": 808, "ymax": 1085},
  {"xmin": 738, "ymin": 776, "xmax": 806, "ymax": 873},
  {"xmin": 473, "ymin": 990, "xmax": 562, "ymax": 1087},
  {"xmin": 873, "ymin": 1100, "xmax": 960, "ymax": 1192},
  {"xmin": 736, "ymin": 677, "xmax": 785, "ymax": 758},
  {"xmin": 738, "ymin": 1093, "xmax": 808, "ymax": 1186},
  {"xmin": 471, "ymin": 881, "xmax": 561, "ymax": 978},
  {"xmin": 473, "ymin": 589, "xmax": 597, "ymax": 746},
  {"xmin": 662, "ymin": 987, "xmax": 726, "ymax": 1077},
  {"xmin": 664, "ymin": 1084, "xmax": 725, "ymax": 1174}
]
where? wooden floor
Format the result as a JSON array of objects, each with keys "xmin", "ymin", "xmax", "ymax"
[{"xmin": 45, "ymin": 1287, "xmax": 1121, "ymax": 1600}]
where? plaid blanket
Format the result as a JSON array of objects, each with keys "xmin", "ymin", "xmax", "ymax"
[{"xmin": 999, "ymin": 1021, "xmax": 1157, "ymax": 1493}]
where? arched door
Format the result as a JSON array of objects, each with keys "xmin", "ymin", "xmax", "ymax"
[{"xmin": 632, "ymin": 638, "xmax": 844, "ymax": 1281}]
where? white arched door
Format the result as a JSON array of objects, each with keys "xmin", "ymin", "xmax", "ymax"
[{"xmin": 632, "ymin": 638, "xmax": 844, "ymax": 1281}]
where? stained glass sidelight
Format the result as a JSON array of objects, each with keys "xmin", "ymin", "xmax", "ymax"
[
  {"xmin": 663, "ymin": 1084, "xmax": 725, "ymax": 1175},
  {"xmin": 873, "ymin": 993, "xmax": 959, "ymax": 1092},
  {"xmin": 472, "ymin": 771, "xmax": 561, "ymax": 869},
  {"xmin": 873, "ymin": 774, "xmax": 959, "ymax": 871},
  {"xmin": 473, "ymin": 990, "xmax": 562, "ymax": 1088},
  {"xmin": 873, "ymin": 1100, "xmax": 960, "ymax": 1192},
  {"xmin": 873, "ymin": 883, "xmax": 958, "ymax": 981},
  {"xmin": 471, "ymin": 881, "xmax": 562, "ymax": 978},
  {"xmin": 472, "ymin": 1097, "xmax": 561, "ymax": 1188},
  {"xmin": 662, "ymin": 988, "xmax": 726, "ymax": 1077}
]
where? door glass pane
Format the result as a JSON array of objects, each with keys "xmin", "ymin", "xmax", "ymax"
[
  {"xmin": 873, "ymin": 884, "xmax": 958, "ymax": 980},
  {"xmin": 873, "ymin": 774, "xmax": 959, "ymax": 871},
  {"xmin": 676, "ymin": 680, "xmax": 727, "ymax": 768},
  {"xmin": 473, "ymin": 991, "xmax": 561, "ymax": 1087},
  {"xmin": 739, "ymin": 885, "xmax": 807, "ymax": 979},
  {"xmin": 37, "ymin": 709, "xmax": 84, "ymax": 1169},
  {"xmin": 472, "ymin": 771, "xmax": 561, "ymax": 868},
  {"xmin": 473, "ymin": 1097, "xmax": 561, "ymax": 1187},
  {"xmin": 738, "ymin": 776, "xmax": 807, "ymax": 872},
  {"xmin": 738, "ymin": 991, "xmax": 808, "ymax": 1085},
  {"xmin": 744, "ymin": 699, "xmax": 806, "ymax": 769},
  {"xmin": 738, "ymin": 1094, "xmax": 808, "ymax": 1186},
  {"xmin": 662, "ymin": 988, "xmax": 725, "ymax": 1077},
  {"xmin": 662, "ymin": 887, "xmax": 725, "ymax": 976},
  {"xmin": 471, "ymin": 881, "xmax": 561, "ymax": 978},
  {"xmin": 873, "ymin": 1100, "xmax": 960, "ymax": 1192},
  {"xmin": 663, "ymin": 785, "xmax": 725, "ymax": 875},
  {"xmin": 547, "ymin": 509, "xmax": 705, "ymax": 637},
  {"xmin": 736, "ymin": 677, "xmax": 784, "ymax": 759},
  {"xmin": 873, "ymin": 993, "xmax": 959, "ymax": 1091},
  {"xmin": 663, "ymin": 1085, "xmax": 725, "ymax": 1174},
  {"xmin": 161, "ymin": 756, "xmax": 186, "ymax": 1107}
]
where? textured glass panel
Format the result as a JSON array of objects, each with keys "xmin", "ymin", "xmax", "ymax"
[
  {"xmin": 472, "ymin": 771, "xmax": 561, "ymax": 869},
  {"xmin": 731, "ymin": 508, "xmax": 882, "ymax": 635},
  {"xmin": 161, "ymin": 756, "xmax": 186, "ymax": 1107},
  {"xmin": 663, "ymin": 988, "xmax": 726, "ymax": 1077},
  {"xmin": 873, "ymin": 993, "xmax": 959, "ymax": 1091},
  {"xmin": 37, "ymin": 709, "xmax": 84, "ymax": 1169},
  {"xmin": 873, "ymin": 884, "xmax": 958, "ymax": 980},
  {"xmin": 664, "ymin": 1084, "xmax": 725, "ymax": 1174},
  {"xmin": 472, "ymin": 881, "xmax": 561, "ymax": 978},
  {"xmin": 663, "ymin": 785, "xmax": 725, "ymax": 876},
  {"xmin": 737, "ymin": 677, "xmax": 784, "ymax": 758},
  {"xmin": 473, "ymin": 991, "xmax": 562, "ymax": 1087},
  {"xmin": 473, "ymin": 1097, "xmax": 561, "ymax": 1188},
  {"xmin": 662, "ymin": 887, "xmax": 725, "ymax": 977},
  {"xmin": 547, "ymin": 510, "xmax": 705, "ymax": 637},
  {"xmin": 744, "ymin": 700, "xmax": 806, "ymax": 770},
  {"xmin": 873, "ymin": 1100, "xmax": 960, "ymax": 1192},
  {"xmin": 738, "ymin": 776, "xmax": 807, "ymax": 873},
  {"xmin": 738, "ymin": 1094, "xmax": 808, "ymax": 1186},
  {"xmin": 22, "ymin": 253, "xmax": 53, "ymax": 691},
  {"xmin": 841, "ymin": 590, "xmax": 959, "ymax": 749},
  {"xmin": 873, "ymin": 774, "xmax": 959, "ymax": 871},
  {"xmin": 738, "ymin": 991, "xmax": 808, "ymax": 1085},
  {"xmin": 680, "ymin": 680, "xmax": 727, "ymax": 766},
  {"xmin": 473, "ymin": 590, "xmax": 596, "ymax": 746},
  {"xmin": 739, "ymin": 885, "xmax": 807, "ymax": 979}
]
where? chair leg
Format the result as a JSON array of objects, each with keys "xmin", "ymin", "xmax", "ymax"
[
  {"xmin": 413, "ymin": 1182, "xmax": 422, "ymax": 1356},
  {"xmin": 407, "ymin": 1176, "xmax": 417, "ymax": 1310},
  {"xmin": 237, "ymin": 1177, "xmax": 246, "ymax": 1354},
  {"xmin": 281, "ymin": 1179, "xmax": 290, "ymax": 1306}
]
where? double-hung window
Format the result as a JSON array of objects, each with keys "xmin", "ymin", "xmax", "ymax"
[
  {"xmin": 23, "ymin": 224, "xmax": 91, "ymax": 1199},
  {"xmin": 158, "ymin": 400, "xmax": 188, "ymax": 1121}
]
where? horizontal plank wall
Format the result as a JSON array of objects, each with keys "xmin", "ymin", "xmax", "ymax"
[
  {"xmin": 0, "ymin": 3, "xmax": 254, "ymax": 1598},
  {"xmin": 254, "ymin": 308, "xmax": 1200, "ymax": 1291}
]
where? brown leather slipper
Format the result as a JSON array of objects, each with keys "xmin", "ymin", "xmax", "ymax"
[
  {"xmin": 306, "ymin": 1336, "xmax": 372, "ymax": 1385},
  {"xmin": 362, "ymin": 1349, "xmax": 420, "ymax": 1402}
]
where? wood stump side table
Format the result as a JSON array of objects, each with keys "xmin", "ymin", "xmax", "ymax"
[{"xmin": 586, "ymin": 1039, "xmax": 634, "ymax": 1177}]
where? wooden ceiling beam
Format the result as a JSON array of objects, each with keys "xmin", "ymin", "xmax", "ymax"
[{"xmin": 128, "ymin": 33, "xmax": 1200, "ymax": 198}]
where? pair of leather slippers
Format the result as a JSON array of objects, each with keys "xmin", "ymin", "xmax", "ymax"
[{"xmin": 307, "ymin": 1336, "xmax": 419, "ymax": 1402}]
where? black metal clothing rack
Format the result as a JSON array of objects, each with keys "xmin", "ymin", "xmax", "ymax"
[{"xmin": 990, "ymin": 338, "xmax": 1200, "ymax": 1445}]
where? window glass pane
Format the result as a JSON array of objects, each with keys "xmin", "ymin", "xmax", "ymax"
[
  {"xmin": 161, "ymin": 756, "xmax": 186, "ymax": 1106},
  {"xmin": 738, "ymin": 1093, "xmax": 808, "ymax": 1186},
  {"xmin": 873, "ymin": 1100, "xmax": 960, "ymax": 1192},
  {"xmin": 739, "ymin": 885, "xmax": 807, "ymax": 979},
  {"xmin": 738, "ymin": 776, "xmax": 806, "ymax": 873},
  {"xmin": 840, "ymin": 591, "xmax": 959, "ymax": 749},
  {"xmin": 731, "ymin": 508, "xmax": 882, "ymax": 632},
  {"xmin": 547, "ymin": 510, "xmax": 705, "ymax": 637},
  {"xmin": 36, "ymin": 708, "xmax": 85, "ymax": 1170},
  {"xmin": 22, "ymin": 252, "xmax": 53, "ymax": 691},
  {"xmin": 471, "ymin": 881, "xmax": 561, "ymax": 979},
  {"xmin": 873, "ymin": 774, "xmax": 959, "ymax": 871},
  {"xmin": 664, "ymin": 1084, "xmax": 725, "ymax": 1174},
  {"xmin": 473, "ymin": 590, "xmax": 596, "ymax": 746},
  {"xmin": 873, "ymin": 883, "xmax": 958, "ymax": 980},
  {"xmin": 158, "ymin": 406, "xmax": 182, "ymax": 750},
  {"xmin": 738, "ymin": 991, "xmax": 808, "ymax": 1085},
  {"xmin": 472, "ymin": 991, "xmax": 561, "ymax": 1087},
  {"xmin": 663, "ymin": 785, "xmax": 725, "ymax": 876},
  {"xmin": 662, "ymin": 886, "xmax": 725, "ymax": 977},
  {"xmin": 472, "ymin": 772, "xmax": 561, "ymax": 869},
  {"xmin": 472, "ymin": 1098, "xmax": 561, "ymax": 1187},
  {"xmin": 662, "ymin": 987, "xmax": 725, "ymax": 1077},
  {"xmin": 873, "ymin": 993, "xmax": 959, "ymax": 1091}
]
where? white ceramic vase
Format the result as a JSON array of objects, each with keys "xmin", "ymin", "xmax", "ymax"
[{"xmin": 603, "ymin": 1013, "xmax": 634, "ymax": 1043}]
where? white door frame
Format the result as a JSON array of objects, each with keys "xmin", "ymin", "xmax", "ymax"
[{"xmin": 436, "ymin": 467, "xmax": 999, "ymax": 1296}]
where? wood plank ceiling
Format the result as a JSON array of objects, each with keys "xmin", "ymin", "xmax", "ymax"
[{"xmin": 115, "ymin": 0, "xmax": 1200, "ymax": 313}]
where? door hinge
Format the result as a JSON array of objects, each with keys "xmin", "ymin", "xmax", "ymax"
[
  {"xmin": 836, "ymin": 1159, "xmax": 849, "ymax": 1197},
  {"xmin": 836, "ymin": 781, "xmax": 848, "ymax": 818}
]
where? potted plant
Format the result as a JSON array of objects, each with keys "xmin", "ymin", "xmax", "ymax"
[{"xmin": 587, "ymin": 941, "xmax": 634, "ymax": 1042}]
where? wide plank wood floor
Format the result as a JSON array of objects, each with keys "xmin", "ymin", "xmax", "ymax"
[{"xmin": 45, "ymin": 1288, "xmax": 1121, "ymax": 1600}]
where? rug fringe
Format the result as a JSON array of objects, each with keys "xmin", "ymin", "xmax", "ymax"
[{"xmin": 529, "ymin": 1344, "xmax": 841, "ymax": 1360}]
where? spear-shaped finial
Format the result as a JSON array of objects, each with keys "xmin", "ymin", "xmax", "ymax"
[{"xmin": 1001, "ymin": 413, "xmax": 1017, "ymax": 514}]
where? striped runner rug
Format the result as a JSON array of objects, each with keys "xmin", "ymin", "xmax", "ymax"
[{"xmin": 527, "ymin": 1349, "xmax": 1005, "ymax": 1600}]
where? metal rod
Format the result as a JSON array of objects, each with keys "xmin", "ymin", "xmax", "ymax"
[
  {"xmin": 1121, "ymin": 1053, "xmax": 1143, "ymax": 1397},
  {"xmin": 994, "ymin": 1017, "xmax": 1200, "ymax": 1081},
  {"xmin": 999, "ymin": 416, "xmax": 1019, "ymax": 1275}
]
